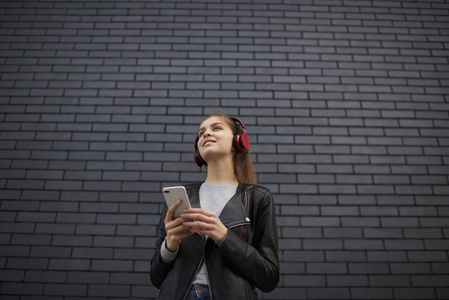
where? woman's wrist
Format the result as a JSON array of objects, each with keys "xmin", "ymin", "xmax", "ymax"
[
  {"xmin": 166, "ymin": 238, "xmax": 179, "ymax": 252},
  {"xmin": 215, "ymin": 227, "xmax": 228, "ymax": 244},
  {"xmin": 161, "ymin": 238, "xmax": 178, "ymax": 264},
  {"xmin": 216, "ymin": 231, "xmax": 228, "ymax": 246}
]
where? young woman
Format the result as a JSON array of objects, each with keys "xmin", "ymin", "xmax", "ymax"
[{"xmin": 150, "ymin": 110, "xmax": 279, "ymax": 300}]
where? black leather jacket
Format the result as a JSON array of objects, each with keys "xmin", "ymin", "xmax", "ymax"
[{"xmin": 150, "ymin": 183, "xmax": 279, "ymax": 300}]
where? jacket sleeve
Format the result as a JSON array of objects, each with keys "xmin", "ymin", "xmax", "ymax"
[
  {"xmin": 218, "ymin": 187, "xmax": 280, "ymax": 292},
  {"xmin": 149, "ymin": 205, "xmax": 174, "ymax": 288}
]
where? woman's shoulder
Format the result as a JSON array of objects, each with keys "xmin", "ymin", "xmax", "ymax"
[{"xmin": 240, "ymin": 183, "xmax": 272, "ymax": 196}]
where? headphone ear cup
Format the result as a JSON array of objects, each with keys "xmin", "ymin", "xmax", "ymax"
[
  {"xmin": 230, "ymin": 117, "xmax": 250, "ymax": 153},
  {"xmin": 232, "ymin": 135, "xmax": 241, "ymax": 153},
  {"xmin": 194, "ymin": 136, "xmax": 207, "ymax": 167},
  {"xmin": 240, "ymin": 131, "xmax": 250, "ymax": 151},
  {"xmin": 194, "ymin": 147, "xmax": 207, "ymax": 167},
  {"xmin": 233, "ymin": 132, "xmax": 250, "ymax": 153}
]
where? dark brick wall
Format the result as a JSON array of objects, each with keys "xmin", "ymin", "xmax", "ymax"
[{"xmin": 1, "ymin": 0, "xmax": 448, "ymax": 299}]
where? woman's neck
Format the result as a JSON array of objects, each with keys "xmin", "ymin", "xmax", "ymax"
[{"xmin": 205, "ymin": 158, "xmax": 238, "ymax": 186}]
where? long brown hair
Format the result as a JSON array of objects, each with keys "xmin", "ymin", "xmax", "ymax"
[{"xmin": 204, "ymin": 109, "xmax": 258, "ymax": 185}]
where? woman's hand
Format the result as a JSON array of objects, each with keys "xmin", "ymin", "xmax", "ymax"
[
  {"xmin": 181, "ymin": 208, "xmax": 228, "ymax": 243},
  {"xmin": 164, "ymin": 200, "xmax": 193, "ymax": 252}
]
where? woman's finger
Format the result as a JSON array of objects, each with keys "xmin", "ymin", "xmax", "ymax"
[
  {"xmin": 164, "ymin": 199, "xmax": 182, "ymax": 223},
  {"xmin": 183, "ymin": 208, "xmax": 214, "ymax": 217},
  {"xmin": 165, "ymin": 217, "xmax": 185, "ymax": 232}
]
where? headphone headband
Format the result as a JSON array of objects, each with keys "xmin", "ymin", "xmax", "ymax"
[{"xmin": 230, "ymin": 117, "xmax": 246, "ymax": 132}]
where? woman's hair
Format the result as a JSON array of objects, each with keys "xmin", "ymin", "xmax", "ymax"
[{"xmin": 205, "ymin": 109, "xmax": 258, "ymax": 185}]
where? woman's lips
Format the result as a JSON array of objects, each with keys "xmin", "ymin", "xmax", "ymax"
[{"xmin": 203, "ymin": 139, "xmax": 215, "ymax": 146}]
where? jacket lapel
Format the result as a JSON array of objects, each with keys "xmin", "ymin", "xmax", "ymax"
[{"xmin": 219, "ymin": 186, "xmax": 250, "ymax": 228}]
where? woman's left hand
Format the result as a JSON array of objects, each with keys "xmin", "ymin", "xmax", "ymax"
[{"xmin": 180, "ymin": 208, "xmax": 228, "ymax": 243}]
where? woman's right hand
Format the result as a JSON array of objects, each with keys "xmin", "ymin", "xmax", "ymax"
[{"xmin": 164, "ymin": 199, "xmax": 193, "ymax": 252}]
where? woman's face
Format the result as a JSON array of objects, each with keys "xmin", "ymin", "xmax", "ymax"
[{"xmin": 197, "ymin": 116, "xmax": 235, "ymax": 163}]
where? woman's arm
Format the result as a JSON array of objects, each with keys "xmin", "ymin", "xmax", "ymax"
[
  {"xmin": 149, "ymin": 207, "xmax": 171, "ymax": 288},
  {"xmin": 216, "ymin": 188, "xmax": 280, "ymax": 292},
  {"xmin": 150, "ymin": 200, "xmax": 193, "ymax": 288}
]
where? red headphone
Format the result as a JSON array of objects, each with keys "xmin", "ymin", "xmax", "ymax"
[{"xmin": 194, "ymin": 117, "xmax": 250, "ymax": 167}]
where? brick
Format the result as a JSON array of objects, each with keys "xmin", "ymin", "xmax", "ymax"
[
  {"xmin": 1, "ymin": 196, "xmax": 38, "ymax": 209},
  {"xmin": 0, "ymin": 245, "xmax": 31, "ymax": 258},
  {"xmin": 399, "ymin": 207, "xmax": 438, "ymax": 217},
  {"xmin": 404, "ymin": 228, "xmax": 443, "ymax": 239},
  {"xmin": 364, "ymin": 228, "xmax": 403, "ymax": 239},
  {"xmin": 394, "ymin": 288, "xmax": 437, "ymax": 300},
  {"xmin": 280, "ymin": 205, "xmax": 320, "ymax": 216},
  {"xmin": 284, "ymin": 275, "xmax": 325, "ymax": 287},
  {"xmin": 93, "ymin": 236, "xmax": 133, "ymax": 247},
  {"xmin": 345, "ymin": 239, "xmax": 385, "ymax": 250},
  {"xmin": 412, "ymin": 275, "xmax": 449, "ymax": 287},
  {"xmin": 113, "ymin": 248, "xmax": 152, "ymax": 260},
  {"xmin": 283, "ymin": 228, "xmax": 321, "ymax": 238},
  {"xmin": 408, "ymin": 251, "xmax": 447, "ymax": 262},
  {"xmin": 75, "ymin": 224, "xmax": 115, "ymax": 235},
  {"xmin": 380, "ymin": 217, "xmax": 419, "ymax": 228},
  {"xmin": 319, "ymin": 184, "xmax": 357, "ymax": 194},
  {"xmin": 328, "ymin": 275, "xmax": 368, "ymax": 287},
  {"xmin": 352, "ymin": 288, "xmax": 394, "ymax": 299},
  {"xmin": 7, "ymin": 257, "xmax": 49, "ymax": 270},
  {"xmin": 88, "ymin": 284, "xmax": 130, "ymax": 297},
  {"xmin": 35, "ymin": 223, "xmax": 74, "ymax": 235},
  {"xmin": 117, "ymin": 225, "xmax": 156, "ymax": 236},
  {"xmin": 55, "ymin": 213, "xmax": 96, "ymax": 224},
  {"xmin": 16, "ymin": 212, "xmax": 55, "ymax": 222},
  {"xmin": 72, "ymin": 247, "xmax": 113, "ymax": 259},
  {"xmin": 432, "ymin": 263, "xmax": 449, "ymax": 275},
  {"xmin": 0, "ymin": 269, "xmax": 25, "ymax": 282},
  {"xmin": 45, "ymin": 284, "xmax": 87, "ymax": 296},
  {"xmin": 11, "ymin": 233, "xmax": 51, "ymax": 246},
  {"xmin": 303, "ymin": 239, "xmax": 343, "ymax": 250},
  {"xmin": 0, "ymin": 212, "xmax": 16, "ymax": 223},
  {"xmin": 324, "ymin": 228, "xmax": 363, "ymax": 238},
  {"xmin": 367, "ymin": 251, "xmax": 408, "ymax": 262},
  {"xmin": 6, "ymin": 179, "xmax": 44, "ymax": 190},
  {"xmin": 97, "ymin": 192, "xmax": 137, "ymax": 203},
  {"xmin": 79, "ymin": 203, "xmax": 118, "ymax": 213},
  {"xmin": 349, "ymin": 263, "xmax": 391, "ymax": 275},
  {"xmin": 425, "ymin": 240, "xmax": 449, "ymax": 251},
  {"xmin": 117, "ymin": 202, "xmax": 158, "ymax": 213},
  {"xmin": 308, "ymin": 263, "xmax": 348, "ymax": 275},
  {"xmin": 308, "ymin": 288, "xmax": 350, "ymax": 299},
  {"xmin": 1, "ymin": 283, "xmax": 44, "ymax": 295},
  {"xmin": 52, "ymin": 235, "xmax": 92, "ymax": 247},
  {"xmin": 67, "ymin": 271, "xmax": 109, "ymax": 284},
  {"xmin": 326, "ymin": 251, "xmax": 366, "ymax": 263}
]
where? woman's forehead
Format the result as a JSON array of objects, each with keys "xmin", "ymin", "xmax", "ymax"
[{"xmin": 199, "ymin": 116, "xmax": 226, "ymax": 128}]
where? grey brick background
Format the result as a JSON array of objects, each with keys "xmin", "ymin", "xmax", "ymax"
[{"xmin": 1, "ymin": 0, "xmax": 448, "ymax": 299}]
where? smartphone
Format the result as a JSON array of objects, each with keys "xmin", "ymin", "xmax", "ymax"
[{"xmin": 162, "ymin": 186, "xmax": 191, "ymax": 219}]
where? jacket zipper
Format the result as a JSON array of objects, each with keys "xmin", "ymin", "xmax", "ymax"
[
  {"xmin": 182, "ymin": 234, "xmax": 207, "ymax": 300},
  {"xmin": 229, "ymin": 222, "xmax": 250, "ymax": 238}
]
